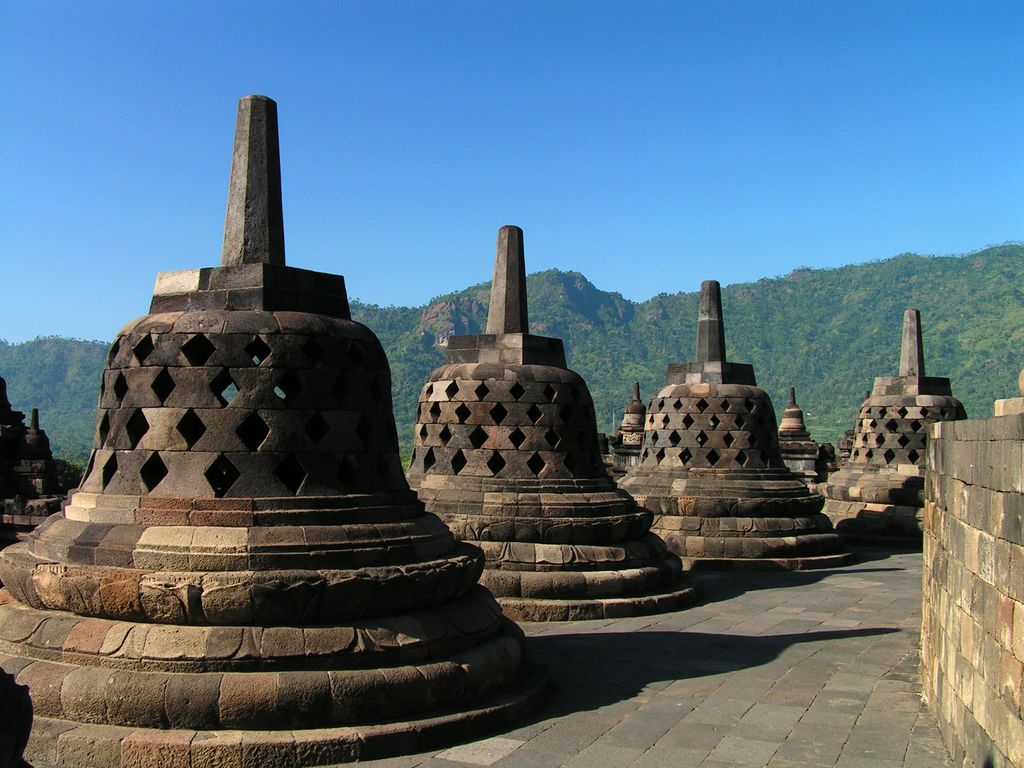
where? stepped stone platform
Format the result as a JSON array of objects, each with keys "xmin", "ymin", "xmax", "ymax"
[
  {"xmin": 821, "ymin": 310, "xmax": 966, "ymax": 546},
  {"xmin": 620, "ymin": 281, "xmax": 851, "ymax": 570},
  {"xmin": 406, "ymin": 227, "xmax": 694, "ymax": 621},
  {"xmin": 0, "ymin": 95, "xmax": 544, "ymax": 768}
]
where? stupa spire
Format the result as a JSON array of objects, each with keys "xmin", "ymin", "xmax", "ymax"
[
  {"xmin": 632, "ymin": 381, "xmax": 642, "ymax": 404},
  {"xmin": 486, "ymin": 225, "xmax": 528, "ymax": 334},
  {"xmin": 899, "ymin": 308, "xmax": 925, "ymax": 377},
  {"xmin": 29, "ymin": 408, "xmax": 39, "ymax": 430},
  {"xmin": 221, "ymin": 95, "xmax": 285, "ymax": 267},
  {"xmin": 788, "ymin": 387, "xmax": 797, "ymax": 406},
  {"xmin": 696, "ymin": 280, "xmax": 726, "ymax": 363}
]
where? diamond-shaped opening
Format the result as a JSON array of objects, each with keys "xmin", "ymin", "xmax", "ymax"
[
  {"xmin": 469, "ymin": 425, "xmax": 487, "ymax": 448},
  {"xmin": 455, "ymin": 403, "xmax": 471, "ymax": 424},
  {"xmin": 101, "ymin": 454, "xmax": 118, "ymax": 488},
  {"xmin": 125, "ymin": 409, "xmax": 149, "ymax": 449},
  {"xmin": 658, "ymin": 399, "xmax": 665, "ymax": 411},
  {"xmin": 509, "ymin": 427, "xmax": 527, "ymax": 449},
  {"xmin": 710, "ymin": 415, "xmax": 720, "ymax": 429},
  {"xmin": 242, "ymin": 337, "xmax": 270, "ymax": 366},
  {"xmin": 275, "ymin": 454, "xmax": 307, "ymax": 494},
  {"xmin": 723, "ymin": 432, "xmax": 735, "ymax": 447},
  {"xmin": 651, "ymin": 432, "xmax": 659, "ymax": 445},
  {"xmin": 140, "ymin": 452, "xmax": 167, "ymax": 492},
  {"xmin": 113, "ymin": 372, "xmax": 129, "ymax": 404},
  {"xmin": 875, "ymin": 433, "xmax": 886, "ymax": 447},
  {"xmin": 527, "ymin": 452, "xmax": 546, "ymax": 477},
  {"xmin": 236, "ymin": 412, "xmax": 270, "ymax": 450},
  {"xmin": 445, "ymin": 381, "xmax": 459, "ymax": 399},
  {"xmin": 706, "ymin": 448, "xmax": 720, "ymax": 466},
  {"xmin": 749, "ymin": 433, "xmax": 758, "ymax": 447},
  {"xmin": 668, "ymin": 430, "xmax": 681, "ymax": 446},
  {"xmin": 181, "ymin": 333, "xmax": 216, "ymax": 366},
  {"xmin": 897, "ymin": 434, "xmax": 910, "ymax": 448},
  {"xmin": 425, "ymin": 383, "xmax": 434, "ymax": 398},
  {"xmin": 346, "ymin": 340, "xmax": 366, "ymax": 365},
  {"xmin": 680, "ymin": 447, "xmax": 692, "ymax": 464},
  {"xmin": 490, "ymin": 403, "xmax": 508, "ymax": 424},
  {"xmin": 439, "ymin": 425, "xmax": 453, "ymax": 444},
  {"xmin": 132, "ymin": 334, "xmax": 154, "ymax": 364},
  {"xmin": 897, "ymin": 407, "xmax": 908, "ymax": 418},
  {"xmin": 935, "ymin": 408, "xmax": 946, "ymax": 419},
  {"xmin": 274, "ymin": 371, "xmax": 302, "ymax": 404},
  {"xmin": 720, "ymin": 399, "xmax": 731, "ymax": 412},
  {"xmin": 204, "ymin": 454, "xmax": 240, "ymax": 497},
  {"xmin": 151, "ymin": 368, "xmax": 175, "ymax": 404},
  {"xmin": 660, "ymin": 414, "xmax": 670, "ymax": 427},
  {"xmin": 696, "ymin": 430, "xmax": 708, "ymax": 446},
  {"xmin": 211, "ymin": 369, "xmax": 239, "ymax": 406},
  {"xmin": 883, "ymin": 449, "xmax": 896, "ymax": 464},
  {"xmin": 486, "ymin": 451, "xmax": 506, "ymax": 475},
  {"xmin": 734, "ymin": 415, "xmax": 746, "ymax": 429},
  {"xmin": 744, "ymin": 398, "xmax": 757, "ymax": 412},
  {"xmin": 418, "ymin": 423, "xmax": 428, "ymax": 441},
  {"xmin": 475, "ymin": 382, "xmax": 490, "ymax": 400},
  {"xmin": 451, "ymin": 450, "xmax": 467, "ymax": 475},
  {"xmin": 336, "ymin": 455, "xmax": 358, "ymax": 489},
  {"xmin": 910, "ymin": 420, "xmax": 923, "ymax": 432},
  {"xmin": 527, "ymin": 404, "xmax": 543, "ymax": 423},
  {"xmin": 545, "ymin": 429, "xmax": 560, "ymax": 449},
  {"xmin": 429, "ymin": 402, "xmax": 442, "ymax": 422},
  {"xmin": 908, "ymin": 449, "xmax": 920, "ymax": 464},
  {"xmin": 564, "ymin": 453, "xmax": 577, "ymax": 473},
  {"xmin": 865, "ymin": 449, "xmax": 874, "ymax": 460},
  {"xmin": 868, "ymin": 419, "xmax": 878, "ymax": 429},
  {"xmin": 682, "ymin": 414, "xmax": 694, "ymax": 429},
  {"xmin": 176, "ymin": 409, "xmax": 206, "ymax": 449},
  {"xmin": 736, "ymin": 449, "xmax": 748, "ymax": 466},
  {"xmin": 302, "ymin": 338, "xmax": 323, "ymax": 366},
  {"xmin": 107, "ymin": 339, "xmax": 121, "ymax": 365},
  {"xmin": 98, "ymin": 413, "xmax": 111, "ymax": 445},
  {"xmin": 920, "ymin": 407, "xmax": 930, "ymax": 418},
  {"xmin": 654, "ymin": 447, "xmax": 666, "ymax": 464},
  {"xmin": 510, "ymin": 382, "xmax": 526, "ymax": 401},
  {"xmin": 672, "ymin": 399, "xmax": 683, "ymax": 411},
  {"xmin": 885, "ymin": 419, "xmax": 899, "ymax": 432},
  {"xmin": 543, "ymin": 384, "xmax": 556, "ymax": 402},
  {"xmin": 422, "ymin": 447, "xmax": 436, "ymax": 471}
]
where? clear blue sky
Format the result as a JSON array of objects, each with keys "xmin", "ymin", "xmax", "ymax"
[{"xmin": 2, "ymin": 1, "xmax": 1021, "ymax": 343}]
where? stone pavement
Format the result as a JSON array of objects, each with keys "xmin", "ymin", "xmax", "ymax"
[{"xmin": 362, "ymin": 547, "xmax": 954, "ymax": 768}]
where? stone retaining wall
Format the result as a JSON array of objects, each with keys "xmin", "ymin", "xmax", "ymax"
[{"xmin": 923, "ymin": 413, "xmax": 1024, "ymax": 768}]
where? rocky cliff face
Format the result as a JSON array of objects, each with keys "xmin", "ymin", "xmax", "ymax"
[{"xmin": 417, "ymin": 294, "xmax": 487, "ymax": 347}]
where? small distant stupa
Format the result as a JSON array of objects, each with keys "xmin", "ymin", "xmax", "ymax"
[
  {"xmin": 821, "ymin": 309, "xmax": 966, "ymax": 543},
  {"xmin": 777, "ymin": 387, "xmax": 820, "ymax": 487},
  {"xmin": 608, "ymin": 382, "xmax": 647, "ymax": 475},
  {"xmin": 620, "ymin": 280, "xmax": 852, "ymax": 569}
]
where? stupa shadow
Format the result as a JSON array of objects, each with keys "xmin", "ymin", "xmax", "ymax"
[{"xmin": 523, "ymin": 625, "xmax": 899, "ymax": 721}]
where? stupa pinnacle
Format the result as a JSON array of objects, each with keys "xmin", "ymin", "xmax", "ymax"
[
  {"xmin": 407, "ymin": 226, "xmax": 694, "ymax": 620},
  {"xmin": 619, "ymin": 280, "xmax": 851, "ymax": 569},
  {"xmin": 0, "ymin": 96, "xmax": 544, "ymax": 767}
]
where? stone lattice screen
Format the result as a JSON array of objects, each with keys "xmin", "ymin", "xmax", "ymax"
[{"xmin": 923, "ymin": 414, "xmax": 1024, "ymax": 768}]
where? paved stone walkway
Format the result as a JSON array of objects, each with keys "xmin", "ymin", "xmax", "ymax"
[{"xmin": 364, "ymin": 548, "xmax": 954, "ymax": 768}]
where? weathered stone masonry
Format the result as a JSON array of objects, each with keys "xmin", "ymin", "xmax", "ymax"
[{"xmin": 923, "ymin": 413, "xmax": 1024, "ymax": 768}]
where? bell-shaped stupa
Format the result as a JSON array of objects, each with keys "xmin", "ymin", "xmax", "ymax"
[
  {"xmin": 619, "ymin": 281, "xmax": 852, "ymax": 569},
  {"xmin": 406, "ymin": 227, "xmax": 694, "ymax": 620},
  {"xmin": 821, "ymin": 309, "xmax": 966, "ymax": 543},
  {"xmin": 0, "ymin": 96, "xmax": 544, "ymax": 767},
  {"xmin": 777, "ymin": 388, "xmax": 820, "ymax": 487},
  {"xmin": 609, "ymin": 382, "xmax": 647, "ymax": 475}
]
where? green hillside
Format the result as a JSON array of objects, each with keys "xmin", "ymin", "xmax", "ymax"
[{"xmin": 2, "ymin": 244, "xmax": 1021, "ymax": 466}]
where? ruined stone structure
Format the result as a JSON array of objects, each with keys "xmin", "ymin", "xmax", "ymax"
[
  {"xmin": 922, "ymin": 383, "xmax": 1024, "ymax": 768},
  {"xmin": 821, "ymin": 309, "xmax": 966, "ymax": 544},
  {"xmin": 776, "ymin": 387, "xmax": 820, "ymax": 488},
  {"xmin": 608, "ymin": 382, "xmax": 646, "ymax": 476},
  {"xmin": 619, "ymin": 281, "xmax": 851, "ymax": 570},
  {"xmin": 0, "ymin": 381, "xmax": 64, "ymax": 547},
  {"xmin": 0, "ymin": 96, "xmax": 544, "ymax": 767},
  {"xmin": 406, "ymin": 226, "xmax": 694, "ymax": 620}
]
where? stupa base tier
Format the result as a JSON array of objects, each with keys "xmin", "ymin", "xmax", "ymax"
[
  {"xmin": 677, "ymin": 551, "xmax": 855, "ymax": 572},
  {"xmin": 22, "ymin": 664, "xmax": 548, "ymax": 767},
  {"xmin": 821, "ymin": 499, "xmax": 924, "ymax": 546},
  {"xmin": 495, "ymin": 585, "xmax": 698, "ymax": 622}
]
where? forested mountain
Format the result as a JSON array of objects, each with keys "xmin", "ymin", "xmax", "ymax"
[{"xmin": 2, "ymin": 244, "xmax": 1021, "ymax": 466}]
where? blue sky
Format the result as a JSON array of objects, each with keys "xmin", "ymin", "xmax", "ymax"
[{"xmin": 1, "ymin": 1, "xmax": 1021, "ymax": 343}]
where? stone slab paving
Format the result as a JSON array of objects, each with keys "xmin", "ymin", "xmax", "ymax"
[{"xmin": 360, "ymin": 547, "xmax": 954, "ymax": 768}]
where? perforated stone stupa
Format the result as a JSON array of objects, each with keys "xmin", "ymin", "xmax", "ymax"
[
  {"xmin": 821, "ymin": 309, "xmax": 966, "ymax": 543},
  {"xmin": 0, "ymin": 96, "xmax": 544, "ymax": 767},
  {"xmin": 619, "ymin": 281, "xmax": 851, "ymax": 570},
  {"xmin": 406, "ymin": 226, "xmax": 694, "ymax": 620}
]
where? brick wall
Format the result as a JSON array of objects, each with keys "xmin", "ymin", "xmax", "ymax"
[{"xmin": 923, "ymin": 413, "xmax": 1024, "ymax": 768}]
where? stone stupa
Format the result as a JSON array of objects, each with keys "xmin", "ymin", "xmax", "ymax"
[
  {"xmin": 619, "ymin": 280, "xmax": 852, "ymax": 570},
  {"xmin": 777, "ymin": 387, "xmax": 820, "ymax": 487},
  {"xmin": 609, "ymin": 382, "xmax": 646, "ymax": 476},
  {"xmin": 406, "ymin": 226, "xmax": 695, "ymax": 620},
  {"xmin": 0, "ymin": 95, "xmax": 544, "ymax": 767},
  {"xmin": 821, "ymin": 309, "xmax": 966, "ymax": 543}
]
